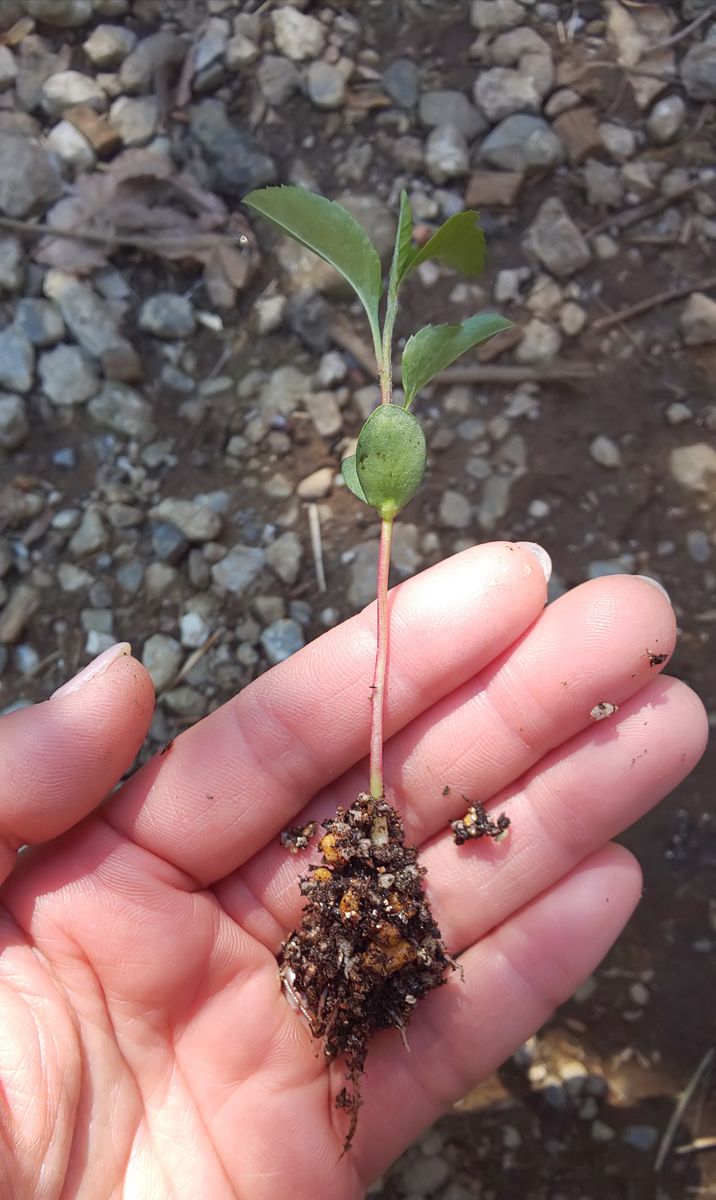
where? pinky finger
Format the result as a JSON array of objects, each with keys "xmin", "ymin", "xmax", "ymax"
[{"xmin": 353, "ymin": 844, "xmax": 641, "ymax": 1181}]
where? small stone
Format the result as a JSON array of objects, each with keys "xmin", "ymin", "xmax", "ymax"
[
  {"xmin": 0, "ymin": 583, "xmax": 39, "ymax": 643},
  {"xmin": 584, "ymin": 158, "xmax": 623, "ymax": 208},
  {"xmin": 88, "ymin": 381, "xmax": 155, "ymax": 442},
  {"xmin": 466, "ymin": 169, "xmax": 523, "ymax": 207},
  {"xmin": 686, "ymin": 530, "xmax": 711, "ymax": 563},
  {"xmin": 68, "ymin": 509, "xmax": 107, "ymax": 558},
  {"xmin": 260, "ymin": 618, "xmax": 305, "ymax": 665},
  {"xmin": 591, "ymin": 1120, "xmax": 616, "ymax": 1143},
  {"xmin": 590, "ymin": 434, "xmax": 622, "ymax": 469},
  {"xmin": 400, "ymin": 1152, "xmax": 450, "ymax": 1196},
  {"xmin": 142, "ymin": 633, "xmax": 182, "ymax": 691},
  {"xmin": 306, "ymin": 61, "xmax": 346, "ymax": 110},
  {"xmin": 622, "ymin": 1125, "xmax": 658, "ymax": 1152},
  {"xmin": 593, "ymin": 233, "xmax": 619, "ymax": 259},
  {"xmin": 109, "ymin": 95, "xmax": 159, "ymax": 146},
  {"xmin": 545, "ymin": 87, "xmax": 581, "ymax": 117},
  {"xmin": 41, "ymin": 71, "xmax": 107, "ymax": 118},
  {"xmin": 0, "ymin": 46, "xmax": 17, "ymax": 93},
  {"xmin": 679, "ymin": 291, "xmax": 716, "ymax": 345},
  {"xmin": 119, "ymin": 32, "xmax": 185, "ymax": 95},
  {"xmin": 139, "ymin": 293, "xmax": 195, "ymax": 339},
  {"xmin": 265, "ymin": 531, "xmax": 303, "ymax": 585},
  {"xmin": 62, "ymin": 104, "xmax": 121, "ymax": 157},
  {"xmin": 0, "ymin": 393, "xmax": 28, "ymax": 449},
  {"xmin": 599, "ymin": 121, "xmax": 637, "ymax": 161},
  {"xmin": 491, "ymin": 27, "xmax": 551, "ymax": 65},
  {"xmin": 38, "ymin": 344, "xmax": 98, "ymax": 405},
  {"xmin": 46, "ymin": 119, "xmax": 96, "ymax": 171},
  {"xmin": 495, "ymin": 267, "xmax": 531, "ymax": 304},
  {"xmin": 348, "ymin": 541, "xmax": 379, "ymax": 608},
  {"xmin": 647, "ymin": 94, "xmax": 686, "ymax": 144},
  {"xmin": 305, "ymin": 390, "xmax": 342, "ymax": 437},
  {"xmin": 516, "ymin": 319, "xmax": 561, "ymax": 364},
  {"xmin": 478, "ymin": 473, "xmax": 512, "ymax": 530},
  {"xmin": 681, "ymin": 41, "xmax": 716, "ymax": 101},
  {"xmin": 211, "ymin": 544, "xmax": 266, "ymax": 594},
  {"xmin": 225, "ymin": 34, "xmax": 259, "ymax": 70},
  {"xmin": 670, "ymin": 442, "xmax": 716, "ymax": 492},
  {"xmin": 189, "ymin": 98, "xmax": 277, "ymax": 196},
  {"xmin": 560, "ymin": 301, "xmax": 587, "ymax": 336},
  {"xmin": 116, "ymin": 559, "xmax": 144, "ymax": 593},
  {"xmin": 150, "ymin": 500, "xmax": 220, "ymax": 545},
  {"xmin": 0, "ymin": 132, "xmax": 62, "ymax": 218},
  {"xmin": 425, "ymin": 123, "xmax": 470, "ymax": 184},
  {"xmin": 15, "ymin": 299, "xmax": 65, "ymax": 347},
  {"xmin": 419, "ymin": 90, "xmax": 486, "ymax": 140},
  {"xmin": 665, "ymin": 401, "xmax": 692, "ymax": 426},
  {"xmin": 194, "ymin": 16, "xmax": 229, "ymax": 72},
  {"xmin": 473, "ymin": 68, "xmax": 540, "ymax": 123},
  {"xmin": 271, "ymin": 6, "xmax": 325, "ymax": 62},
  {"xmin": 552, "ymin": 106, "xmax": 602, "ymax": 164},
  {"xmin": 0, "ymin": 236, "xmax": 23, "ymax": 292},
  {"xmin": 25, "ymin": 0, "xmax": 94, "ymax": 25},
  {"xmin": 0, "ymin": 327, "xmax": 33, "ymax": 394},
  {"xmin": 84, "ymin": 23, "xmax": 137, "ymax": 68},
  {"xmin": 480, "ymin": 114, "xmax": 564, "ymax": 172},
  {"xmin": 470, "ymin": 0, "xmax": 523, "ymax": 30},
  {"xmin": 297, "ymin": 467, "xmax": 333, "ymax": 500},
  {"xmin": 145, "ymin": 562, "xmax": 178, "ymax": 597},
  {"xmin": 382, "ymin": 58, "xmax": 419, "ymax": 109},
  {"xmin": 526, "ymin": 196, "xmax": 591, "ymax": 278},
  {"xmin": 439, "ymin": 489, "xmax": 472, "ymax": 529},
  {"xmin": 179, "ymin": 611, "xmax": 210, "ymax": 649},
  {"xmin": 526, "ymin": 275, "xmax": 563, "ymax": 317},
  {"xmin": 44, "ymin": 272, "xmax": 127, "ymax": 358},
  {"xmin": 257, "ymin": 55, "xmax": 301, "ymax": 106}
]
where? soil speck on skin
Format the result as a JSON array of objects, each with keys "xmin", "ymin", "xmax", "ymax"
[
  {"xmin": 590, "ymin": 701, "xmax": 620, "ymax": 721},
  {"xmin": 648, "ymin": 650, "xmax": 669, "ymax": 666},
  {"xmin": 278, "ymin": 792, "xmax": 456, "ymax": 1151},
  {"xmin": 280, "ymin": 820, "xmax": 318, "ymax": 853},
  {"xmin": 450, "ymin": 799, "xmax": 510, "ymax": 846}
]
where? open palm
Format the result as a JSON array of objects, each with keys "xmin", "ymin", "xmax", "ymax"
[{"xmin": 0, "ymin": 544, "xmax": 706, "ymax": 1199}]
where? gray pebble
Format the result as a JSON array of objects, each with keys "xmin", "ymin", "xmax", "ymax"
[
  {"xmin": 142, "ymin": 633, "xmax": 182, "ymax": 691},
  {"xmin": 0, "ymin": 327, "xmax": 34, "ymax": 394},
  {"xmin": 38, "ymin": 344, "xmax": 99, "ymax": 405},
  {"xmin": 139, "ymin": 294, "xmax": 195, "ymax": 339},
  {"xmin": 260, "ymin": 618, "xmax": 305, "ymax": 664}
]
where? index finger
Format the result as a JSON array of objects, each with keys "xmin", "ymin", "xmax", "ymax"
[{"xmin": 105, "ymin": 543, "xmax": 549, "ymax": 883}]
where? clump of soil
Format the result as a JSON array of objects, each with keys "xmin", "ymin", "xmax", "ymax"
[
  {"xmin": 279, "ymin": 792, "xmax": 456, "ymax": 1150},
  {"xmin": 449, "ymin": 800, "xmax": 510, "ymax": 846}
]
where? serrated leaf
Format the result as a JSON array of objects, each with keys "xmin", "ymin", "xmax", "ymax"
[
  {"xmin": 355, "ymin": 405, "xmax": 426, "ymax": 519},
  {"xmin": 341, "ymin": 454, "xmax": 369, "ymax": 505},
  {"xmin": 388, "ymin": 189, "xmax": 414, "ymax": 297},
  {"xmin": 243, "ymin": 185, "xmax": 383, "ymax": 351},
  {"xmin": 402, "ymin": 210, "xmax": 486, "ymax": 286},
  {"xmin": 401, "ymin": 313, "xmax": 513, "ymax": 406}
]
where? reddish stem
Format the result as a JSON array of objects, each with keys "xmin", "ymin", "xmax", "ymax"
[{"xmin": 369, "ymin": 515, "xmax": 394, "ymax": 801}]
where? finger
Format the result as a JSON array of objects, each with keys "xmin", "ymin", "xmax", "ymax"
[
  {"xmin": 106, "ymin": 543, "xmax": 549, "ymax": 882},
  {"xmin": 0, "ymin": 644, "xmax": 154, "ymax": 885},
  {"xmin": 351, "ymin": 844, "xmax": 641, "ymax": 1177},
  {"xmin": 220, "ymin": 574, "xmax": 677, "ymax": 935}
]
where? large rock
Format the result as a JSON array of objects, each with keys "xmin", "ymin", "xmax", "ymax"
[
  {"xmin": 525, "ymin": 197, "xmax": 591, "ymax": 278},
  {"xmin": 480, "ymin": 115, "xmax": 564, "ymax": 172},
  {"xmin": 271, "ymin": 5, "xmax": 325, "ymax": 61},
  {"xmin": 88, "ymin": 381, "xmax": 155, "ymax": 441},
  {"xmin": 473, "ymin": 68, "xmax": 540, "ymax": 123},
  {"xmin": 0, "ymin": 132, "xmax": 62, "ymax": 217},
  {"xmin": 680, "ymin": 291, "xmax": 716, "ymax": 345},
  {"xmin": 189, "ymin": 99, "xmax": 276, "ymax": 196}
]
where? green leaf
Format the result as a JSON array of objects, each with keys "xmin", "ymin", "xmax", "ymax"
[
  {"xmin": 388, "ymin": 189, "xmax": 414, "ymax": 297},
  {"xmin": 401, "ymin": 313, "xmax": 513, "ymax": 407},
  {"xmin": 355, "ymin": 405, "xmax": 426, "ymax": 519},
  {"xmin": 341, "ymin": 454, "xmax": 369, "ymax": 505},
  {"xmin": 402, "ymin": 210, "xmax": 486, "ymax": 285},
  {"xmin": 243, "ymin": 185, "xmax": 383, "ymax": 353}
]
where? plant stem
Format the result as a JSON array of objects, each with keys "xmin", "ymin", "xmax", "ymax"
[
  {"xmin": 378, "ymin": 289, "xmax": 399, "ymax": 405},
  {"xmin": 369, "ymin": 514, "xmax": 394, "ymax": 801}
]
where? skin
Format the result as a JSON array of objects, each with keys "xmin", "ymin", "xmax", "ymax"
[{"xmin": 0, "ymin": 542, "xmax": 707, "ymax": 1200}]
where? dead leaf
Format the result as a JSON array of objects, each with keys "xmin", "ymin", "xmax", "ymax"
[{"xmin": 35, "ymin": 149, "xmax": 257, "ymax": 306}]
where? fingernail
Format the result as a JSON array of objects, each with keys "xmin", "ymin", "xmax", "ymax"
[
  {"xmin": 634, "ymin": 575, "xmax": 671, "ymax": 604},
  {"xmin": 516, "ymin": 541, "xmax": 552, "ymax": 582},
  {"xmin": 51, "ymin": 642, "xmax": 132, "ymax": 700}
]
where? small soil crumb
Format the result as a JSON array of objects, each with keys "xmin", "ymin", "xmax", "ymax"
[
  {"xmin": 590, "ymin": 701, "xmax": 619, "ymax": 721},
  {"xmin": 278, "ymin": 792, "xmax": 455, "ymax": 1151},
  {"xmin": 647, "ymin": 650, "xmax": 668, "ymax": 666},
  {"xmin": 280, "ymin": 820, "xmax": 317, "ymax": 853},
  {"xmin": 450, "ymin": 800, "xmax": 510, "ymax": 846}
]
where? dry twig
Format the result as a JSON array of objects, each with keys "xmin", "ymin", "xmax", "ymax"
[
  {"xmin": 654, "ymin": 1048, "xmax": 714, "ymax": 1172},
  {"xmin": 591, "ymin": 273, "xmax": 716, "ymax": 332},
  {"xmin": 308, "ymin": 504, "xmax": 327, "ymax": 594}
]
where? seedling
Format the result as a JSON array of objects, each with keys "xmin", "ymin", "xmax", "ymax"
[{"xmin": 244, "ymin": 185, "xmax": 511, "ymax": 1149}]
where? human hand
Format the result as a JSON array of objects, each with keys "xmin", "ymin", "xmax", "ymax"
[{"xmin": 0, "ymin": 543, "xmax": 706, "ymax": 1199}]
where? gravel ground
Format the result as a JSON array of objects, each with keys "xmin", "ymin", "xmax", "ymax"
[{"xmin": 0, "ymin": 0, "xmax": 714, "ymax": 1196}]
